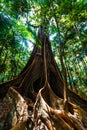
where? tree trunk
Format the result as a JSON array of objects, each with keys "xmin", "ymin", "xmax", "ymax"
[{"xmin": 0, "ymin": 27, "xmax": 87, "ymax": 130}]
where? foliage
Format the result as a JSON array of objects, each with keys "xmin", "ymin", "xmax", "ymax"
[{"xmin": 0, "ymin": 0, "xmax": 87, "ymax": 97}]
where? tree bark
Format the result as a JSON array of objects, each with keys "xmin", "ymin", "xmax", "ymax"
[{"xmin": 0, "ymin": 27, "xmax": 87, "ymax": 130}]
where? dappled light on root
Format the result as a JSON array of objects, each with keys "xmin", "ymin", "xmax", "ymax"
[{"xmin": 34, "ymin": 82, "xmax": 87, "ymax": 129}]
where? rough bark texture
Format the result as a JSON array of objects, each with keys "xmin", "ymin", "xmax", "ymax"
[{"xmin": 0, "ymin": 27, "xmax": 87, "ymax": 130}]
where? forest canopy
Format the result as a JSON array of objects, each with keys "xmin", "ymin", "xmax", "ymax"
[{"xmin": 0, "ymin": 0, "xmax": 87, "ymax": 98}]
